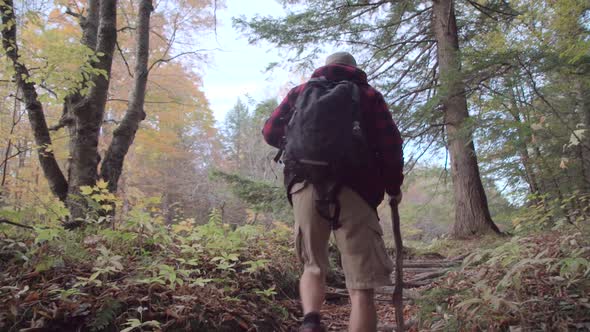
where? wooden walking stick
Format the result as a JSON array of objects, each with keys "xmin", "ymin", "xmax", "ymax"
[{"xmin": 390, "ymin": 200, "xmax": 404, "ymax": 331}]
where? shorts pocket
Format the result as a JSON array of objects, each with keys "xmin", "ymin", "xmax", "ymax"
[
  {"xmin": 375, "ymin": 236, "xmax": 394, "ymax": 274},
  {"xmin": 367, "ymin": 218, "xmax": 384, "ymax": 236},
  {"xmin": 368, "ymin": 221, "xmax": 394, "ymax": 274}
]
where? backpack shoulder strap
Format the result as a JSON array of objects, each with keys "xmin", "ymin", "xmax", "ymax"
[
  {"xmin": 291, "ymin": 78, "xmax": 328, "ymax": 124},
  {"xmin": 275, "ymin": 79, "xmax": 325, "ymax": 163},
  {"xmin": 350, "ymin": 82, "xmax": 361, "ymax": 121}
]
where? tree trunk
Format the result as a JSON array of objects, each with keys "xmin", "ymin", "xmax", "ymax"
[
  {"xmin": 3, "ymin": 0, "xmax": 152, "ymax": 227},
  {"xmin": 100, "ymin": 0, "xmax": 153, "ymax": 193},
  {"xmin": 576, "ymin": 80, "xmax": 590, "ymax": 192},
  {"xmin": 432, "ymin": 0, "xmax": 501, "ymax": 237},
  {"xmin": 0, "ymin": 87, "xmax": 18, "ymax": 194},
  {"xmin": 60, "ymin": 0, "xmax": 100, "ymax": 192},
  {"xmin": 66, "ymin": 0, "xmax": 118, "ymax": 223},
  {"xmin": 80, "ymin": 0, "xmax": 100, "ymax": 50},
  {"xmin": 506, "ymin": 88, "xmax": 541, "ymax": 197},
  {"xmin": 1, "ymin": 0, "xmax": 68, "ymax": 202},
  {"xmin": 520, "ymin": 148, "xmax": 540, "ymax": 195}
]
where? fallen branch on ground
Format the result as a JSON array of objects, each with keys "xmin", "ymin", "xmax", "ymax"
[{"xmin": 0, "ymin": 218, "xmax": 34, "ymax": 230}]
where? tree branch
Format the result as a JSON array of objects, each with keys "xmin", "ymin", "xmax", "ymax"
[
  {"xmin": 48, "ymin": 115, "xmax": 74, "ymax": 131},
  {"xmin": 466, "ymin": 0, "xmax": 520, "ymax": 19},
  {"xmin": 0, "ymin": 149, "xmax": 26, "ymax": 169},
  {"xmin": 116, "ymin": 41, "xmax": 134, "ymax": 77},
  {"xmin": 333, "ymin": 1, "xmax": 391, "ymax": 12},
  {"xmin": 390, "ymin": 80, "xmax": 438, "ymax": 105},
  {"xmin": 404, "ymin": 128, "xmax": 442, "ymax": 172},
  {"xmin": 367, "ymin": 25, "xmax": 432, "ymax": 79},
  {"xmin": 107, "ymin": 97, "xmax": 197, "ymax": 107},
  {"xmin": 147, "ymin": 49, "xmax": 216, "ymax": 72},
  {"xmin": 0, "ymin": 218, "xmax": 35, "ymax": 230},
  {"xmin": 382, "ymin": 42, "xmax": 435, "ymax": 96},
  {"xmin": 518, "ymin": 56, "xmax": 590, "ymax": 151},
  {"xmin": 101, "ymin": 0, "xmax": 154, "ymax": 193},
  {"xmin": 75, "ymin": 0, "xmax": 117, "ymax": 116},
  {"xmin": 65, "ymin": 7, "xmax": 84, "ymax": 20},
  {"xmin": 103, "ymin": 118, "xmax": 120, "ymax": 125},
  {"xmin": 287, "ymin": 2, "xmax": 391, "ymax": 37},
  {"xmin": 151, "ymin": 14, "xmax": 179, "ymax": 70},
  {"xmin": 117, "ymin": 26, "xmax": 136, "ymax": 32},
  {"xmin": 213, "ymin": 0, "xmax": 218, "ymax": 38},
  {"xmin": 463, "ymin": 63, "xmax": 513, "ymax": 95},
  {"xmin": 72, "ymin": 0, "xmax": 100, "ymax": 50},
  {"xmin": 39, "ymin": 83, "xmax": 58, "ymax": 99},
  {"xmin": 403, "ymin": 123, "xmax": 448, "ymax": 139}
]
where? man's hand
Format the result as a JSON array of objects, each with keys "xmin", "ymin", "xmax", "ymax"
[{"xmin": 389, "ymin": 192, "xmax": 403, "ymax": 206}]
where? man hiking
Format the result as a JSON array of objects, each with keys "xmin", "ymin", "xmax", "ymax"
[{"xmin": 262, "ymin": 52, "xmax": 404, "ymax": 332}]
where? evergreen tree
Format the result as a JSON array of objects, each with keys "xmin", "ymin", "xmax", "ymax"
[{"xmin": 234, "ymin": 0, "xmax": 517, "ymax": 236}]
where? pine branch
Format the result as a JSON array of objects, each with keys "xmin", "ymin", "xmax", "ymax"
[
  {"xmin": 466, "ymin": 0, "xmax": 520, "ymax": 19},
  {"xmin": 336, "ymin": 1, "xmax": 391, "ymax": 10},
  {"xmin": 383, "ymin": 42, "xmax": 436, "ymax": 96},
  {"xmin": 518, "ymin": 56, "xmax": 590, "ymax": 151}
]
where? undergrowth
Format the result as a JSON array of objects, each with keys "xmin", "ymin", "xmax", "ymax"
[
  {"xmin": 416, "ymin": 193, "xmax": 590, "ymax": 331},
  {"xmin": 0, "ymin": 190, "xmax": 300, "ymax": 332}
]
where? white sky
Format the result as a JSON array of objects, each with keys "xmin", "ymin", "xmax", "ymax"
[{"xmin": 199, "ymin": 0, "xmax": 293, "ymax": 124}]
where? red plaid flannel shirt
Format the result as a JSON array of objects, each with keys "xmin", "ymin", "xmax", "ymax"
[{"xmin": 263, "ymin": 64, "xmax": 404, "ymax": 208}]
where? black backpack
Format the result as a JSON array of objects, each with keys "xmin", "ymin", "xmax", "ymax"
[{"xmin": 281, "ymin": 77, "xmax": 370, "ymax": 227}]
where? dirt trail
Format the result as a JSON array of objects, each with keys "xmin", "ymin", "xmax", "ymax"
[{"xmin": 314, "ymin": 255, "xmax": 465, "ymax": 332}]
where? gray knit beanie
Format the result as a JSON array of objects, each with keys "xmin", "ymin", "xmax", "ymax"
[{"xmin": 325, "ymin": 52, "xmax": 357, "ymax": 67}]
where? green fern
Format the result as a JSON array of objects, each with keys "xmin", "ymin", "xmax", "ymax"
[
  {"xmin": 89, "ymin": 298, "xmax": 123, "ymax": 331},
  {"xmin": 208, "ymin": 208, "xmax": 222, "ymax": 225}
]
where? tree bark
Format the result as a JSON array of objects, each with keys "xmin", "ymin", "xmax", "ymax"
[
  {"xmin": 432, "ymin": 0, "xmax": 501, "ymax": 237},
  {"xmin": 67, "ymin": 0, "xmax": 118, "ymax": 222},
  {"xmin": 3, "ymin": 0, "xmax": 150, "ymax": 227},
  {"xmin": 576, "ymin": 80, "xmax": 590, "ymax": 192},
  {"xmin": 59, "ymin": 0, "xmax": 100, "ymax": 186},
  {"xmin": 1, "ymin": 0, "xmax": 68, "ymax": 202},
  {"xmin": 80, "ymin": 0, "xmax": 100, "ymax": 50},
  {"xmin": 0, "ymin": 87, "xmax": 19, "ymax": 193},
  {"xmin": 100, "ymin": 0, "xmax": 153, "ymax": 193}
]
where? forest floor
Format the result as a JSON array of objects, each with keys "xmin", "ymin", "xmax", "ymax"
[
  {"xmin": 313, "ymin": 255, "xmax": 464, "ymax": 332},
  {"xmin": 1, "ymin": 219, "xmax": 589, "ymax": 331},
  {"xmin": 302, "ymin": 230, "xmax": 590, "ymax": 332}
]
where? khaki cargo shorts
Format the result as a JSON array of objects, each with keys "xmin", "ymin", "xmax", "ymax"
[{"xmin": 291, "ymin": 182, "xmax": 394, "ymax": 290}]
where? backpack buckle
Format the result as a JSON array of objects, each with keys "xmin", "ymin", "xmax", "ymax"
[{"xmin": 273, "ymin": 149, "xmax": 284, "ymax": 163}]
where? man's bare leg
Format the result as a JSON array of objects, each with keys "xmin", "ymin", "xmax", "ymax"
[
  {"xmin": 349, "ymin": 289, "xmax": 377, "ymax": 332},
  {"xmin": 300, "ymin": 268, "xmax": 325, "ymax": 314}
]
